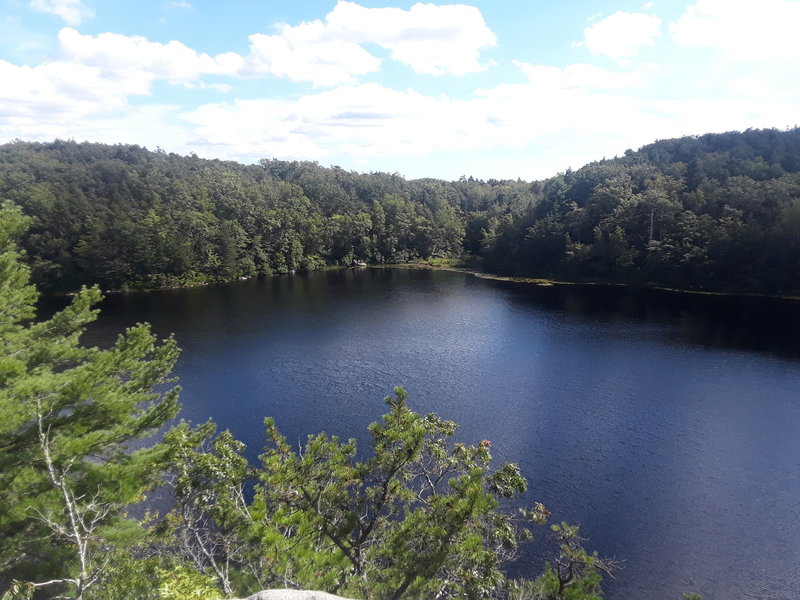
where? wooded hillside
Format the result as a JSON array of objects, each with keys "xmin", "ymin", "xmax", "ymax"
[
  {"xmin": 1, "ymin": 127, "xmax": 798, "ymax": 295},
  {"xmin": 480, "ymin": 128, "xmax": 800, "ymax": 294}
]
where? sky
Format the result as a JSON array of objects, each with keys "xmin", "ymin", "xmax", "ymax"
[{"xmin": 1, "ymin": 0, "xmax": 798, "ymax": 181}]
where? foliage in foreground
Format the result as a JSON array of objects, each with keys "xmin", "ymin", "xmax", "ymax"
[
  {"xmin": 0, "ymin": 202, "xmax": 615, "ymax": 599},
  {"xmin": 161, "ymin": 388, "xmax": 558, "ymax": 599},
  {"xmin": 0, "ymin": 202, "xmax": 181, "ymax": 599}
]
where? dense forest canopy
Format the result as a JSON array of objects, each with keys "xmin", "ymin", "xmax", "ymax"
[{"xmin": 0, "ymin": 127, "xmax": 798, "ymax": 295}]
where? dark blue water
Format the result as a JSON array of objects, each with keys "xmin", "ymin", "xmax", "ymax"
[{"xmin": 77, "ymin": 268, "xmax": 800, "ymax": 600}]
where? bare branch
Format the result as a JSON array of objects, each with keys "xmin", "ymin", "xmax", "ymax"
[{"xmin": 30, "ymin": 399, "xmax": 112, "ymax": 600}]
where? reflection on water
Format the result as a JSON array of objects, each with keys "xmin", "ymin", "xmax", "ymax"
[{"xmin": 44, "ymin": 269, "xmax": 800, "ymax": 600}]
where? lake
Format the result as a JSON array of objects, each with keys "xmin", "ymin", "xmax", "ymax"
[{"xmin": 78, "ymin": 267, "xmax": 800, "ymax": 600}]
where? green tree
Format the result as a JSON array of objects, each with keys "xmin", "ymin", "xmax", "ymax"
[
  {"xmin": 159, "ymin": 423, "xmax": 254, "ymax": 597},
  {"xmin": 160, "ymin": 388, "xmax": 552, "ymax": 600},
  {"xmin": 0, "ymin": 203, "xmax": 182, "ymax": 598},
  {"xmin": 252, "ymin": 388, "xmax": 549, "ymax": 600},
  {"xmin": 519, "ymin": 523, "xmax": 618, "ymax": 600}
]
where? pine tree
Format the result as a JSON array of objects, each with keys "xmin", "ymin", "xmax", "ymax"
[
  {"xmin": 0, "ymin": 203, "xmax": 181, "ymax": 599},
  {"xmin": 162, "ymin": 386, "xmax": 551, "ymax": 599}
]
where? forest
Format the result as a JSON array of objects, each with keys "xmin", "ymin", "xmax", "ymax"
[{"xmin": 0, "ymin": 127, "xmax": 798, "ymax": 295}]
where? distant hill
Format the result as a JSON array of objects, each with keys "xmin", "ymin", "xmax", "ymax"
[
  {"xmin": 1, "ymin": 127, "xmax": 798, "ymax": 295},
  {"xmin": 478, "ymin": 128, "xmax": 800, "ymax": 295}
]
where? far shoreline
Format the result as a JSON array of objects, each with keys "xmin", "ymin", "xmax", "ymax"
[
  {"xmin": 50, "ymin": 260, "xmax": 800, "ymax": 303},
  {"xmin": 378, "ymin": 261, "xmax": 800, "ymax": 303}
]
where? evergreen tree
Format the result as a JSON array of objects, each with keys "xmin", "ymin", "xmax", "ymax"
[
  {"xmin": 0, "ymin": 203, "xmax": 181, "ymax": 598},
  {"xmin": 162, "ymin": 387, "xmax": 552, "ymax": 599}
]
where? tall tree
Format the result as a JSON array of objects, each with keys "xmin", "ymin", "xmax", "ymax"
[{"xmin": 0, "ymin": 203, "xmax": 182, "ymax": 598}]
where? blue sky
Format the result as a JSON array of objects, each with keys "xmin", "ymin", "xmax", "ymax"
[{"xmin": 1, "ymin": 0, "xmax": 798, "ymax": 180}]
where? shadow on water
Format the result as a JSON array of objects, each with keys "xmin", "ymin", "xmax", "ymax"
[
  {"xmin": 491, "ymin": 280, "xmax": 800, "ymax": 359},
  {"xmin": 40, "ymin": 270, "xmax": 800, "ymax": 361}
]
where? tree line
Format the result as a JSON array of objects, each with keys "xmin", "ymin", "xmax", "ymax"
[
  {"xmin": 0, "ymin": 142, "xmax": 470, "ymax": 292},
  {"xmin": 2, "ymin": 127, "xmax": 797, "ymax": 295}
]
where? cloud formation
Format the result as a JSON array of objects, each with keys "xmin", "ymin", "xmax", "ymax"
[
  {"xmin": 323, "ymin": 1, "xmax": 497, "ymax": 75},
  {"xmin": 58, "ymin": 28, "xmax": 242, "ymax": 86},
  {"xmin": 582, "ymin": 11, "xmax": 662, "ymax": 58},
  {"xmin": 1, "ymin": 1, "xmax": 798, "ymax": 180},
  {"xmin": 0, "ymin": 27, "xmax": 242, "ymax": 133},
  {"xmin": 513, "ymin": 61, "xmax": 647, "ymax": 91},
  {"xmin": 244, "ymin": 26, "xmax": 382, "ymax": 87},
  {"xmin": 670, "ymin": 0, "xmax": 800, "ymax": 60},
  {"xmin": 28, "ymin": 0, "xmax": 93, "ymax": 25},
  {"xmin": 243, "ymin": 1, "xmax": 497, "ymax": 85}
]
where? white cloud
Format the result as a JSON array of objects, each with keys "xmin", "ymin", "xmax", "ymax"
[
  {"xmin": 28, "ymin": 0, "xmax": 93, "ymax": 26},
  {"xmin": 0, "ymin": 58, "xmax": 131, "ymax": 123},
  {"xmin": 72, "ymin": 105, "xmax": 190, "ymax": 149},
  {"xmin": 729, "ymin": 77, "xmax": 775, "ymax": 99},
  {"xmin": 174, "ymin": 55, "xmax": 798, "ymax": 178},
  {"xmin": 582, "ymin": 11, "xmax": 662, "ymax": 58},
  {"xmin": 12, "ymin": 1, "xmax": 497, "ymax": 110},
  {"xmin": 670, "ymin": 0, "xmax": 800, "ymax": 60},
  {"xmin": 324, "ymin": 1, "xmax": 497, "ymax": 75},
  {"xmin": 181, "ymin": 83, "xmax": 466, "ymax": 160},
  {"xmin": 646, "ymin": 96, "xmax": 799, "ymax": 137},
  {"xmin": 58, "ymin": 28, "xmax": 241, "ymax": 86},
  {"xmin": 245, "ymin": 25, "xmax": 381, "ymax": 87},
  {"xmin": 177, "ymin": 65, "xmax": 658, "ymax": 166},
  {"xmin": 242, "ymin": 1, "xmax": 496, "ymax": 85},
  {"xmin": 513, "ymin": 61, "xmax": 647, "ymax": 90},
  {"xmin": 0, "ymin": 103, "xmax": 196, "ymax": 157},
  {"xmin": 0, "ymin": 28, "xmax": 243, "ymax": 139}
]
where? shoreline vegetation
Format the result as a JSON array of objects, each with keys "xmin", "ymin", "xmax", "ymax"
[
  {"xmin": 386, "ymin": 259, "xmax": 800, "ymax": 301},
  {"xmin": 2, "ymin": 127, "xmax": 799, "ymax": 300},
  {"xmin": 81, "ymin": 259, "xmax": 800, "ymax": 304}
]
